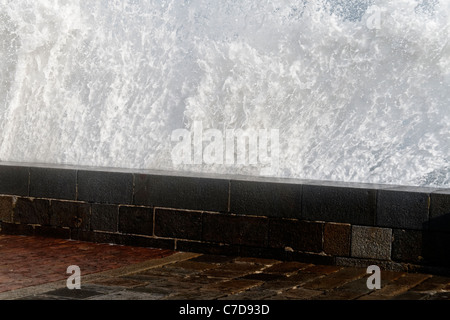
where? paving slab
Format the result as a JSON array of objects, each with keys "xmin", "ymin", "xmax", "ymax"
[
  {"xmin": 358, "ymin": 273, "xmax": 432, "ymax": 300},
  {"xmin": 1, "ymin": 234, "xmax": 450, "ymax": 301}
]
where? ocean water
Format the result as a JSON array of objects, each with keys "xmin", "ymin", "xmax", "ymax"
[{"xmin": 0, "ymin": 0, "xmax": 449, "ymax": 187}]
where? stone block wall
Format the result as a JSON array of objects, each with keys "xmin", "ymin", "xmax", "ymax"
[{"xmin": 0, "ymin": 163, "xmax": 449, "ymax": 274}]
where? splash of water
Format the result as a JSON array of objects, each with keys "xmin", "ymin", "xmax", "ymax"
[{"xmin": 0, "ymin": 0, "xmax": 449, "ymax": 187}]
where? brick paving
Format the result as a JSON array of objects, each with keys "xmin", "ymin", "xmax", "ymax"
[
  {"xmin": 0, "ymin": 234, "xmax": 174, "ymax": 294},
  {"xmin": 1, "ymin": 235, "xmax": 450, "ymax": 300}
]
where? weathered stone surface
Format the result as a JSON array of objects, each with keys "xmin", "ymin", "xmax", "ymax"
[
  {"xmin": 376, "ymin": 187, "xmax": 432, "ymax": 230},
  {"xmin": 315, "ymin": 277, "xmax": 372, "ymax": 300},
  {"xmin": 118, "ymin": 206, "xmax": 153, "ymax": 236},
  {"xmin": 229, "ymin": 180, "xmax": 302, "ymax": 218},
  {"xmin": 302, "ymin": 267, "xmax": 367, "ymax": 290},
  {"xmin": 14, "ymin": 197, "xmax": 50, "ymax": 225},
  {"xmin": 233, "ymin": 256, "xmax": 279, "ymax": 266},
  {"xmin": 189, "ymin": 254, "xmax": 235, "ymax": 264},
  {"xmin": 202, "ymin": 279, "xmax": 262, "ymax": 294},
  {"xmin": 237, "ymin": 216, "xmax": 269, "ymax": 247},
  {"xmin": 302, "ymin": 184, "xmax": 377, "ymax": 225},
  {"xmin": 88, "ymin": 277, "xmax": 147, "ymax": 288},
  {"xmin": 119, "ymin": 234, "xmax": 175, "ymax": 250},
  {"xmin": 154, "ymin": 209, "xmax": 202, "ymax": 241},
  {"xmin": 78, "ymin": 170, "xmax": 133, "ymax": 205},
  {"xmin": 0, "ymin": 165, "xmax": 29, "ymax": 196},
  {"xmin": 45, "ymin": 288, "xmax": 103, "ymax": 299},
  {"xmin": 240, "ymin": 273, "xmax": 286, "ymax": 281},
  {"xmin": 335, "ymin": 257, "xmax": 407, "ymax": 272},
  {"xmin": 50, "ymin": 200, "xmax": 90, "ymax": 230},
  {"xmin": 359, "ymin": 273, "xmax": 431, "ymax": 300},
  {"xmin": 176, "ymin": 240, "xmax": 239, "ymax": 257},
  {"xmin": 199, "ymin": 267, "xmax": 254, "ymax": 279},
  {"xmin": 202, "ymin": 213, "xmax": 268, "ymax": 247},
  {"xmin": 392, "ymin": 229, "xmax": 423, "ymax": 263},
  {"xmin": 323, "ymin": 222, "xmax": 351, "ymax": 257},
  {"xmin": 221, "ymin": 287, "xmax": 278, "ymax": 300},
  {"xmin": 263, "ymin": 261, "xmax": 311, "ymax": 274},
  {"xmin": 268, "ymin": 218, "xmax": 323, "ymax": 253},
  {"xmin": 389, "ymin": 291, "xmax": 430, "ymax": 300},
  {"xmin": 429, "ymin": 189, "xmax": 450, "ymax": 232},
  {"xmin": 301, "ymin": 265, "xmax": 342, "ymax": 275},
  {"xmin": 202, "ymin": 213, "xmax": 238, "ymax": 244},
  {"xmin": 0, "ymin": 196, "xmax": 14, "ymax": 223},
  {"xmin": 168, "ymin": 260, "xmax": 219, "ymax": 272},
  {"xmin": 351, "ymin": 226, "xmax": 392, "ymax": 260},
  {"xmin": 133, "ymin": 174, "xmax": 229, "ymax": 212},
  {"xmin": 198, "ymin": 261, "xmax": 264, "ymax": 281},
  {"xmin": 90, "ymin": 204, "xmax": 119, "ymax": 232},
  {"xmin": 29, "ymin": 167, "xmax": 76, "ymax": 200},
  {"xmin": 275, "ymin": 287, "xmax": 324, "ymax": 300},
  {"xmin": 411, "ymin": 276, "xmax": 450, "ymax": 292},
  {"xmin": 91, "ymin": 291, "xmax": 167, "ymax": 300}
]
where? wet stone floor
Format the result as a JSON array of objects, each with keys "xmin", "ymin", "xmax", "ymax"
[{"xmin": 0, "ymin": 235, "xmax": 450, "ymax": 300}]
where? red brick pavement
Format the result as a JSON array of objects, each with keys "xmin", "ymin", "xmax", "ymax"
[{"xmin": 0, "ymin": 235, "xmax": 175, "ymax": 293}]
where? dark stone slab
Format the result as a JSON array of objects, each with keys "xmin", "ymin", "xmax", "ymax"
[
  {"xmin": 202, "ymin": 213, "xmax": 239, "ymax": 245},
  {"xmin": 202, "ymin": 213, "xmax": 268, "ymax": 247},
  {"xmin": 323, "ymin": 223, "xmax": 351, "ymax": 257},
  {"xmin": 154, "ymin": 209, "xmax": 203, "ymax": 241},
  {"xmin": 118, "ymin": 205, "xmax": 153, "ymax": 236},
  {"xmin": 14, "ymin": 197, "xmax": 50, "ymax": 225},
  {"xmin": 229, "ymin": 180, "xmax": 302, "ymax": 218},
  {"xmin": 392, "ymin": 229, "xmax": 423, "ymax": 264},
  {"xmin": 90, "ymin": 204, "xmax": 119, "ymax": 232},
  {"xmin": 429, "ymin": 190, "xmax": 450, "ymax": 232},
  {"xmin": 133, "ymin": 174, "xmax": 229, "ymax": 212},
  {"xmin": 50, "ymin": 200, "xmax": 90, "ymax": 230},
  {"xmin": 268, "ymin": 218, "xmax": 323, "ymax": 253},
  {"xmin": 237, "ymin": 216, "xmax": 269, "ymax": 247},
  {"xmin": 376, "ymin": 187, "xmax": 432, "ymax": 230},
  {"xmin": 77, "ymin": 170, "xmax": 133, "ymax": 205},
  {"xmin": 29, "ymin": 167, "xmax": 76, "ymax": 200},
  {"xmin": 301, "ymin": 184, "xmax": 377, "ymax": 226},
  {"xmin": 0, "ymin": 196, "xmax": 14, "ymax": 223},
  {"xmin": 0, "ymin": 165, "xmax": 29, "ymax": 196},
  {"xmin": 351, "ymin": 226, "xmax": 392, "ymax": 260}
]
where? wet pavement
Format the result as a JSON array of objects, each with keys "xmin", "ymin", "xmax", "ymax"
[{"xmin": 1, "ymin": 234, "xmax": 450, "ymax": 301}]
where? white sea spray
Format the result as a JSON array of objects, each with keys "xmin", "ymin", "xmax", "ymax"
[{"xmin": 0, "ymin": 0, "xmax": 448, "ymax": 187}]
